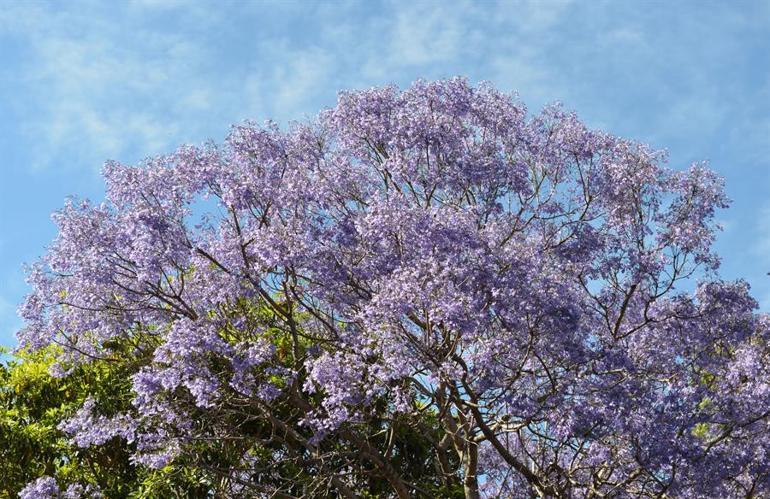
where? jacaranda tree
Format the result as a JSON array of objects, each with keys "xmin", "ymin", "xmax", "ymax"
[{"xmin": 15, "ymin": 78, "xmax": 770, "ymax": 498}]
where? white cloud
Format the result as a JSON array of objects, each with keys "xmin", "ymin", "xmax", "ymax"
[
  {"xmin": 2, "ymin": 0, "xmax": 767, "ymax": 177},
  {"xmin": 267, "ymin": 44, "xmax": 336, "ymax": 121},
  {"xmin": 1, "ymin": 2, "xmax": 230, "ymax": 169},
  {"xmin": 387, "ymin": 2, "xmax": 468, "ymax": 66},
  {"xmin": 1, "ymin": 0, "xmax": 585, "ymax": 172}
]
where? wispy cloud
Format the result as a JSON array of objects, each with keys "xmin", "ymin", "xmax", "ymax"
[
  {"xmin": 3, "ymin": 0, "xmax": 767, "ymax": 172},
  {"xmin": 1, "ymin": 2, "xmax": 237, "ymax": 169},
  {"xmin": 386, "ymin": 1, "xmax": 470, "ymax": 67},
  {"xmin": 0, "ymin": 0, "xmax": 592, "ymax": 171}
]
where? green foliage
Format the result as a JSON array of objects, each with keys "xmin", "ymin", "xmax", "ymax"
[
  {"xmin": 1, "ymin": 346, "xmax": 72, "ymax": 497},
  {"xmin": 0, "ymin": 345, "xmax": 208, "ymax": 498}
]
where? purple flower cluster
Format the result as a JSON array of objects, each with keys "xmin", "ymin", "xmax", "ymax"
[
  {"xmin": 58, "ymin": 397, "xmax": 136, "ymax": 447},
  {"xmin": 17, "ymin": 77, "xmax": 769, "ymax": 497},
  {"xmin": 19, "ymin": 477, "xmax": 100, "ymax": 499}
]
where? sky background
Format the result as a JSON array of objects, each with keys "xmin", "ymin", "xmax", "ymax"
[{"xmin": 0, "ymin": 0, "xmax": 769, "ymax": 347}]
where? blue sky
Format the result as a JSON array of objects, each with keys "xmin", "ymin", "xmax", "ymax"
[{"xmin": 1, "ymin": 0, "xmax": 769, "ymax": 346}]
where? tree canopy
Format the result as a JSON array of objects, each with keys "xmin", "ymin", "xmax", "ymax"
[{"xmin": 12, "ymin": 78, "xmax": 770, "ymax": 498}]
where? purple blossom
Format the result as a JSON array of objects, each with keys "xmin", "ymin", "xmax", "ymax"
[
  {"xmin": 58, "ymin": 397, "xmax": 136, "ymax": 447},
  {"xmin": 19, "ymin": 477, "xmax": 60, "ymax": 499},
  {"xmin": 16, "ymin": 77, "xmax": 769, "ymax": 497},
  {"xmin": 18, "ymin": 478, "xmax": 100, "ymax": 499}
]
